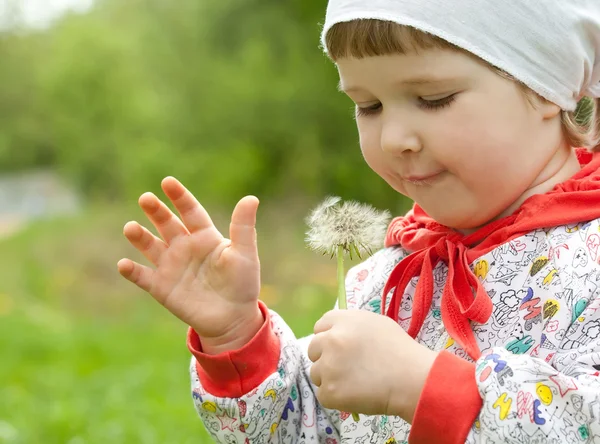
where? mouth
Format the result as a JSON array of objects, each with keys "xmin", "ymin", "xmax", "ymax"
[{"xmin": 400, "ymin": 170, "xmax": 446, "ymax": 186}]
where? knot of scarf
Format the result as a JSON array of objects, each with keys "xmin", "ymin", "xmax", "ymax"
[
  {"xmin": 382, "ymin": 216, "xmax": 499, "ymax": 361},
  {"xmin": 383, "ymin": 148, "xmax": 600, "ymax": 361}
]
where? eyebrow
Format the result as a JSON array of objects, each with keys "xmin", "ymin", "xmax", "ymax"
[{"xmin": 338, "ymin": 76, "xmax": 458, "ymax": 93}]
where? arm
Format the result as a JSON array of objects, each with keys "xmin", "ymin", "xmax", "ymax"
[
  {"xmin": 408, "ymin": 282, "xmax": 600, "ymax": 443},
  {"xmin": 408, "ymin": 333, "xmax": 600, "ymax": 444},
  {"xmin": 188, "ymin": 301, "xmax": 342, "ymax": 443},
  {"xmin": 188, "ymin": 248, "xmax": 402, "ymax": 443}
]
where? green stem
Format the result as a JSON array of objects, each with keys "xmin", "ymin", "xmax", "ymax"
[
  {"xmin": 337, "ymin": 245, "xmax": 357, "ymax": 419},
  {"xmin": 337, "ymin": 245, "xmax": 347, "ymax": 309}
]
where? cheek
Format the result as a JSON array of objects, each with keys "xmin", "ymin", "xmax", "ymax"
[
  {"xmin": 358, "ymin": 123, "xmax": 384, "ymax": 172},
  {"xmin": 359, "ymin": 128, "xmax": 409, "ymax": 197},
  {"xmin": 431, "ymin": 99, "xmax": 533, "ymax": 181}
]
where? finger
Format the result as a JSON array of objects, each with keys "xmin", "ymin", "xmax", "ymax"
[
  {"xmin": 314, "ymin": 310, "xmax": 340, "ymax": 335},
  {"xmin": 309, "ymin": 361, "xmax": 322, "ymax": 387},
  {"xmin": 123, "ymin": 221, "xmax": 168, "ymax": 266},
  {"xmin": 139, "ymin": 192, "xmax": 189, "ymax": 244},
  {"xmin": 161, "ymin": 177, "xmax": 219, "ymax": 234},
  {"xmin": 307, "ymin": 334, "xmax": 324, "ymax": 363},
  {"xmin": 230, "ymin": 196, "xmax": 259, "ymax": 254},
  {"xmin": 117, "ymin": 258, "xmax": 154, "ymax": 292}
]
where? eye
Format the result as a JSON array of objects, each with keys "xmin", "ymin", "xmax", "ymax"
[
  {"xmin": 418, "ymin": 94, "xmax": 457, "ymax": 111},
  {"xmin": 355, "ymin": 102, "xmax": 382, "ymax": 117}
]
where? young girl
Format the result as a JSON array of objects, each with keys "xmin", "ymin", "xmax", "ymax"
[{"xmin": 118, "ymin": 0, "xmax": 600, "ymax": 442}]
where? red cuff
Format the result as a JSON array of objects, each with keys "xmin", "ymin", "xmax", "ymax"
[
  {"xmin": 186, "ymin": 301, "xmax": 280, "ymax": 398},
  {"xmin": 409, "ymin": 350, "xmax": 482, "ymax": 444}
]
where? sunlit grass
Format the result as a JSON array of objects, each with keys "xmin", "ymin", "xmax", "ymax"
[{"xmin": 0, "ymin": 201, "xmax": 342, "ymax": 443}]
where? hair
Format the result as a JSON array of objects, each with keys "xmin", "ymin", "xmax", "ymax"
[{"xmin": 325, "ymin": 19, "xmax": 600, "ymax": 151}]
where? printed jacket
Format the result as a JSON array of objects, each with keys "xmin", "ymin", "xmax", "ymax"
[{"xmin": 187, "ymin": 216, "xmax": 600, "ymax": 443}]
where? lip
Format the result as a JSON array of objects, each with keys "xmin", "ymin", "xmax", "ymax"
[{"xmin": 401, "ymin": 170, "xmax": 446, "ymax": 184}]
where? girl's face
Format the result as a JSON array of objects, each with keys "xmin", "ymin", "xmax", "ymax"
[{"xmin": 336, "ymin": 49, "xmax": 579, "ymax": 231}]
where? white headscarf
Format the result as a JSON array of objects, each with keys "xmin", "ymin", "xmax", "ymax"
[{"xmin": 321, "ymin": 0, "xmax": 600, "ymax": 111}]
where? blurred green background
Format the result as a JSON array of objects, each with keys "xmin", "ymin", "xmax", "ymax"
[{"xmin": 0, "ymin": 0, "xmax": 409, "ymax": 443}]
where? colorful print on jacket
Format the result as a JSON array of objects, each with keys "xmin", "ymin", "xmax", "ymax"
[{"xmin": 188, "ymin": 217, "xmax": 600, "ymax": 443}]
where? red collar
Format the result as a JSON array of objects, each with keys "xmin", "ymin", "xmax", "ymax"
[{"xmin": 383, "ymin": 148, "xmax": 600, "ymax": 360}]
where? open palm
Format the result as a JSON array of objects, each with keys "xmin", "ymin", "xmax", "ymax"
[{"xmin": 118, "ymin": 177, "xmax": 261, "ymax": 344}]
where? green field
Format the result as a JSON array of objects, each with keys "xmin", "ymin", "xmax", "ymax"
[{"xmin": 0, "ymin": 202, "xmax": 342, "ymax": 443}]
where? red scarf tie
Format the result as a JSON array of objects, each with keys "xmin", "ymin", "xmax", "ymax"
[{"xmin": 383, "ymin": 149, "xmax": 600, "ymax": 361}]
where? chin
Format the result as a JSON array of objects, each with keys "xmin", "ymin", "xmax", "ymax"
[{"xmin": 424, "ymin": 208, "xmax": 494, "ymax": 232}]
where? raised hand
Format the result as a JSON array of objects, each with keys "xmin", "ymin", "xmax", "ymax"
[{"xmin": 118, "ymin": 177, "xmax": 263, "ymax": 353}]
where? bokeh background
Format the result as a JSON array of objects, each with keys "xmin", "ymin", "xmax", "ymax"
[{"xmin": 0, "ymin": 1, "xmax": 411, "ymax": 442}]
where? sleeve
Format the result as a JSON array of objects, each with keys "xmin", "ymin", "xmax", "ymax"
[
  {"xmin": 408, "ymin": 278, "xmax": 600, "ymax": 443},
  {"xmin": 187, "ymin": 301, "xmax": 343, "ymax": 443}
]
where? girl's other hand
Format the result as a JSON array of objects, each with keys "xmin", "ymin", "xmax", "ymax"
[{"xmin": 307, "ymin": 310, "xmax": 438, "ymax": 421}]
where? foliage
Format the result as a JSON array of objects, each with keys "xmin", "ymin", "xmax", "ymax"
[{"xmin": 0, "ymin": 0, "xmax": 405, "ymax": 210}]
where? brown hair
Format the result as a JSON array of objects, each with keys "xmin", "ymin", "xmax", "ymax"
[{"xmin": 325, "ymin": 19, "xmax": 600, "ymax": 151}]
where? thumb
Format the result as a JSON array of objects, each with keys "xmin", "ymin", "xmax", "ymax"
[{"xmin": 230, "ymin": 195, "xmax": 259, "ymax": 254}]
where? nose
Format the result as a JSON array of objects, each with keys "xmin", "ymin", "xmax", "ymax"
[{"xmin": 380, "ymin": 118, "xmax": 422, "ymax": 155}]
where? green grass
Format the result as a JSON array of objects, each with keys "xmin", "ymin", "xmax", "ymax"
[{"xmin": 0, "ymin": 201, "xmax": 343, "ymax": 443}]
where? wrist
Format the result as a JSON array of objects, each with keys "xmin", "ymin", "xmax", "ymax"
[
  {"xmin": 387, "ymin": 345, "xmax": 438, "ymax": 421},
  {"xmin": 188, "ymin": 300, "xmax": 281, "ymax": 398},
  {"xmin": 196, "ymin": 303, "xmax": 264, "ymax": 355}
]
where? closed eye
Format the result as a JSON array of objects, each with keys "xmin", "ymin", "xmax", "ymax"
[
  {"xmin": 355, "ymin": 102, "xmax": 382, "ymax": 117},
  {"xmin": 418, "ymin": 94, "xmax": 457, "ymax": 111},
  {"xmin": 354, "ymin": 93, "xmax": 457, "ymax": 118}
]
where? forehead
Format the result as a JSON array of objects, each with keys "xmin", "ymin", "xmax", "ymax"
[{"xmin": 335, "ymin": 50, "xmax": 483, "ymax": 92}]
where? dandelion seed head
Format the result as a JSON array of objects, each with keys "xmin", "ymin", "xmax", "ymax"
[{"xmin": 305, "ymin": 196, "xmax": 391, "ymax": 258}]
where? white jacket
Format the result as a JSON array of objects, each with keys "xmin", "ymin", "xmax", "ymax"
[{"xmin": 187, "ymin": 217, "xmax": 600, "ymax": 443}]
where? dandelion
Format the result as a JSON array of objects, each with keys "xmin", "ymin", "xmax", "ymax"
[{"xmin": 305, "ymin": 196, "xmax": 391, "ymax": 309}]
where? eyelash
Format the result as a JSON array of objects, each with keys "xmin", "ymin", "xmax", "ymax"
[{"xmin": 355, "ymin": 94, "xmax": 457, "ymax": 117}]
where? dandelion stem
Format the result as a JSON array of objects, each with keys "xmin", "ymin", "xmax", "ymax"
[{"xmin": 337, "ymin": 244, "xmax": 347, "ymax": 309}]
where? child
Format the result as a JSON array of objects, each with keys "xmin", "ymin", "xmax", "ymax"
[{"xmin": 118, "ymin": 0, "xmax": 600, "ymax": 442}]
